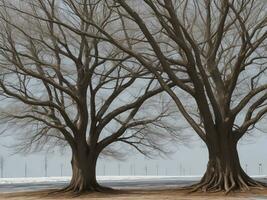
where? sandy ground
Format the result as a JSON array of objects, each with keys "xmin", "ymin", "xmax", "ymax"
[{"xmin": 0, "ymin": 189, "xmax": 267, "ymax": 200}]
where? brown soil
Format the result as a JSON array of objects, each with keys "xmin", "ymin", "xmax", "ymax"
[{"xmin": 0, "ymin": 188, "xmax": 267, "ymax": 200}]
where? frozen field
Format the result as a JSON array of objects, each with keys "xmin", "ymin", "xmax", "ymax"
[{"xmin": 0, "ymin": 175, "xmax": 266, "ymax": 193}]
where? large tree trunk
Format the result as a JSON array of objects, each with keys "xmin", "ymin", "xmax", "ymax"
[
  {"xmin": 190, "ymin": 132, "xmax": 265, "ymax": 193},
  {"xmin": 63, "ymin": 145, "xmax": 111, "ymax": 193}
]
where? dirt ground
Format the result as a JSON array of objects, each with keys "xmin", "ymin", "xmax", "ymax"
[{"xmin": 0, "ymin": 188, "xmax": 267, "ymax": 200}]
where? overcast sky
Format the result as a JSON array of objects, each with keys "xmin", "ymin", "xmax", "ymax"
[{"xmin": 0, "ymin": 131, "xmax": 266, "ymax": 178}]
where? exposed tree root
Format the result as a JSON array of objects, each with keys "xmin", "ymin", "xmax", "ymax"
[
  {"xmin": 50, "ymin": 182, "xmax": 114, "ymax": 195},
  {"xmin": 65, "ymin": 182, "xmax": 113, "ymax": 193},
  {"xmin": 184, "ymin": 169, "xmax": 266, "ymax": 194}
]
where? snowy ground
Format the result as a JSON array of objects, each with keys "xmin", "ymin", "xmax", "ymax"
[
  {"xmin": 0, "ymin": 175, "xmax": 266, "ymax": 193},
  {"xmin": 0, "ymin": 176, "xmax": 199, "ymax": 193},
  {"xmin": 0, "ymin": 175, "xmax": 201, "ymax": 184}
]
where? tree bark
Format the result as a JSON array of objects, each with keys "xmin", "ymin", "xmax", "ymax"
[
  {"xmin": 63, "ymin": 145, "xmax": 111, "ymax": 193},
  {"xmin": 190, "ymin": 130, "xmax": 265, "ymax": 193}
]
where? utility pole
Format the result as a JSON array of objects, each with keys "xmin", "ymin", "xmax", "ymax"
[
  {"xmin": 44, "ymin": 156, "xmax": 48, "ymax": 177},
  {"xmin": 132, "ymin": 158, "xmax": 136, "ymax": 176},
  {"xmin": 259, "ymin": 163, "xmax": 262, "ymax": 175},
  {"xmin": 24, "ymin": 162, "xmax": 27, "ymax": 177},
  {"xmin": 0, "ymin": 156, "xmax": 4, "ymax": 178},
  {"xmin": 145, "ymin": 165, "xmax": 148, "ymax": 176},
  {"xmin": 103, "ymin": 164, "xmax": 106, "ymax": 176},
  {"xmin": 130, "ymin": 164, "xmax": 133, "ymax": 176},
  {"xmin": 180, "ymin": 164, "xmax": 182, "ymax": 176},
  {"xmin": 133, "ymin": 163, "xmax": 136, "ymax": 176},
  {"xmin": 118, "ymin": 163, "xmax": 121, "ymax": 176},
  {"xmin": 177, "ymin": 162, "xmax": 179, "ymax": 176},
  {"xmin": 60, "ymin": 163, "xmax": 63, "ymax": 177}
]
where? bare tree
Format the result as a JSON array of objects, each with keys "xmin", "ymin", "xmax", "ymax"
[
  {"xmin": 0, "ymin": 0, "xmax": 181, "ymax": 192},
  {"xmin": 78, "ymin": 0, "xmax": 267, "ymax": 193}
]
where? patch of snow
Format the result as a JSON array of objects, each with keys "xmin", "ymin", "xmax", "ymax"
[
  {"xmin": 0, "ymin": 177, "xmax": 70, "ymax": 184},
  {"xmin": 0, "ymin": 175, "xmax": 265, "ymax": 185}
]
